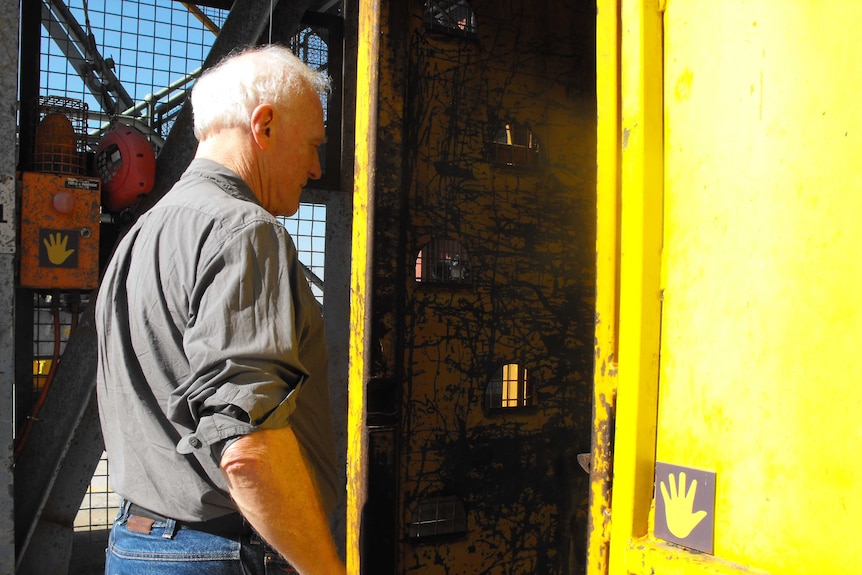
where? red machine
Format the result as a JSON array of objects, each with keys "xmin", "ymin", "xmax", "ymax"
[{"xmin": 96, "ymin": 122, "xmax": 156, "ymax": 213}]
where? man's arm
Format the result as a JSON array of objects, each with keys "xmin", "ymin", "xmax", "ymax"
[{"xmin": 220, "ymin": 426, "xmax": 345, "ymax": 575}]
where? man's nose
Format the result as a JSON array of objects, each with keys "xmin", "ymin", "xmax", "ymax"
[{"xmin": 309, "ymin": 149, "xmax": 323, "ymax": 180}]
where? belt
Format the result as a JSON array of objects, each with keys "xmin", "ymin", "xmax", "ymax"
[{"xmin": 127, "ymin": 503, "xmax": 251, "ymax": 538}]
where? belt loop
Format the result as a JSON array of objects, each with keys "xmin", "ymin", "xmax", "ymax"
[
  {"xmin": 162, "ymin": 518, "xmax": 179, "ymax": 539},
  {"xmin": 119, "ymin": 498, "xmax": 132, "ymax": 523},
  {"xmin": 250, "ymin": 528, "xmax": 264, "ymax": 546}
]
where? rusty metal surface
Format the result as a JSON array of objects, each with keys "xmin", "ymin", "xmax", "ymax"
[
  {"xmin": 587, "ymin": 383, "xmax": 616, "ymax": 575},
  {"xmin": 19, "ymin": 173, "xmax": 101, "ymax": 290}
]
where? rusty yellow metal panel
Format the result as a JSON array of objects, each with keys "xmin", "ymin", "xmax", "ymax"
[
  {"xmin": 587, "ymin": 0, "xmax": 621, "ymax": 573},
  {"xmin": 597, "ymin": 0, "xmax": 862, "ymax": 574},
  {"xmin": 348, "ymin": 0, "xmax": 381, "ymax": 572}
]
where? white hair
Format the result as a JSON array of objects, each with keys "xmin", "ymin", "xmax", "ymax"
[{"xmin": 191, "ymin": 44, "xmax": 331, "ymax": 141}]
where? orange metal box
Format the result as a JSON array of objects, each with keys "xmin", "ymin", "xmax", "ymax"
[{"xmin": 19, "ymin": 172, "xmax": 101, "ymax": 289}]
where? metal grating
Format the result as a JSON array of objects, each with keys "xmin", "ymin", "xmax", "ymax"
[
  {"xmin": 32, "ymin": 95, "xmax": 89, "ymax": 174},
  {"xmin": 409, "ymin": 494, "xmax": 468, "ymax": 542},
  {"xmin": 40, "ymin": 0, "xmax": 227, "ymax": 144},
  {"xmin": 289, "ymin": 26, "xmax": 330, "ymax": 120},
  {"xmin": 423, "ymin": 0, "xmax": 478, "ymax": 37},
  {"xmin": 31, "ymin": 292, "xmax": 80, "ymax": 403},
  {"xmin": 415, "ymin": 236, "xmax": 472, "ymax": 284},
  {"xmin": 279, "ymin": 203, "xmax": 327, "ymax": 305},
  {"xmin": 74, "ymin": 452, "xmax": 119, "ymax": 533}
]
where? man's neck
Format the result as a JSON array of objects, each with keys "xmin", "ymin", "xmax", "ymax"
[{"xmin": 195, "ymin": 129, "xmax": 260, "ymax": 197}]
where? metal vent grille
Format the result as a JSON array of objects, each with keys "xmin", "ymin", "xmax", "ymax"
[
  {"xmin": 409, "ymin": 494, "xmax": 468, "ymax": 542},
  {"xmin": 423, "ymin": 0, "xmax": 478, "ymax": 37}
]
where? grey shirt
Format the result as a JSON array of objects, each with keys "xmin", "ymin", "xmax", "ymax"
[{"xmin": 96, "ymin": 159, "xmax": 338, "ymax": 522}]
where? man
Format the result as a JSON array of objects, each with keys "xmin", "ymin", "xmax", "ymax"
[{"xmin": 96, "ymin": 45, "xmax": 345, "ymax": 575}]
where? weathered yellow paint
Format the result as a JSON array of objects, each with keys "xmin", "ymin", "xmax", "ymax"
[
  {"xmin": 626, "ymin": 539, "xmax": 769, "ymax": 575},
  {"xmin": 604, "ymin": 0, "xmax": 664, "ymax": 573},
  {"xmin": 596, "ymin": 1, "xmax": 862, "ymax": 574},
  {"xmin": 347, "ymin": 0, "xmax": 380, "ymax": 572},
  {"xmin": 587, "ymin": 0, "xmax": 620, "ymax": 573}
]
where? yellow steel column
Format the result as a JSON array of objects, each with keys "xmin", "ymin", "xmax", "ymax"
[
  {"xmin": 587, "ymin": 0, "xmax": 621, "ymax": 574},
  {"xmin": 347, "ymin": 0, "xmax": 380, "ymax": 572},
  {"xmin": 605, "ymin": 0, "xmax": 664, "ymax": 573}
]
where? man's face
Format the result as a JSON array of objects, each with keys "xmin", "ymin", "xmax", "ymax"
[{"xmin": 263, "ymin": 89, "xmax": 325, "ymax": 216}]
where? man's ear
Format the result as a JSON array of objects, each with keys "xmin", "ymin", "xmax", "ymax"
[{"xmin": 250, "ymin": 103, "xmax": 275, "ymax": 149}]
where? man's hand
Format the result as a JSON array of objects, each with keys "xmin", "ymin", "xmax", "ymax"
[{"xmin": 660, "ymin": 471, "xmax": 707, "ymax": 538}]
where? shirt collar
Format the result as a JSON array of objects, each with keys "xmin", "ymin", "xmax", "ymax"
[{"xmin": 182, "ymin": 158, "xmax": 262, "ymax": 207}]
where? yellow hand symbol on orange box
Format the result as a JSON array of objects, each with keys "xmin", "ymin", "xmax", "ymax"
[{"xmin": 43, "ymin": 232, "xmax": 75, "ymax": 265}]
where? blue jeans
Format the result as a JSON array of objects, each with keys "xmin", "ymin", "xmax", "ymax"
[{"xmin": 105, "ymin": 501, "xmax": 297, "ymax": 574}]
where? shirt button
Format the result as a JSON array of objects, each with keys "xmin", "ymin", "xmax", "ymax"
[{"xmin": 188, "ymin": 437, "xmax": 202, "ymax": 449}]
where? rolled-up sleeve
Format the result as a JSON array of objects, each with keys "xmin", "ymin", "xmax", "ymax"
[
  {"xmin": 170, "ymin": 220, "xmax": 309, "ymax": 458},
  {"xmin": 176, "ymin": 387, "xmax": 302, "ymax": 455}
]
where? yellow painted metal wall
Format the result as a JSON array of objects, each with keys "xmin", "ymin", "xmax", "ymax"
[{"xmin": 595, "ymin": 1, "xmax": 862, "ymax": 574}]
